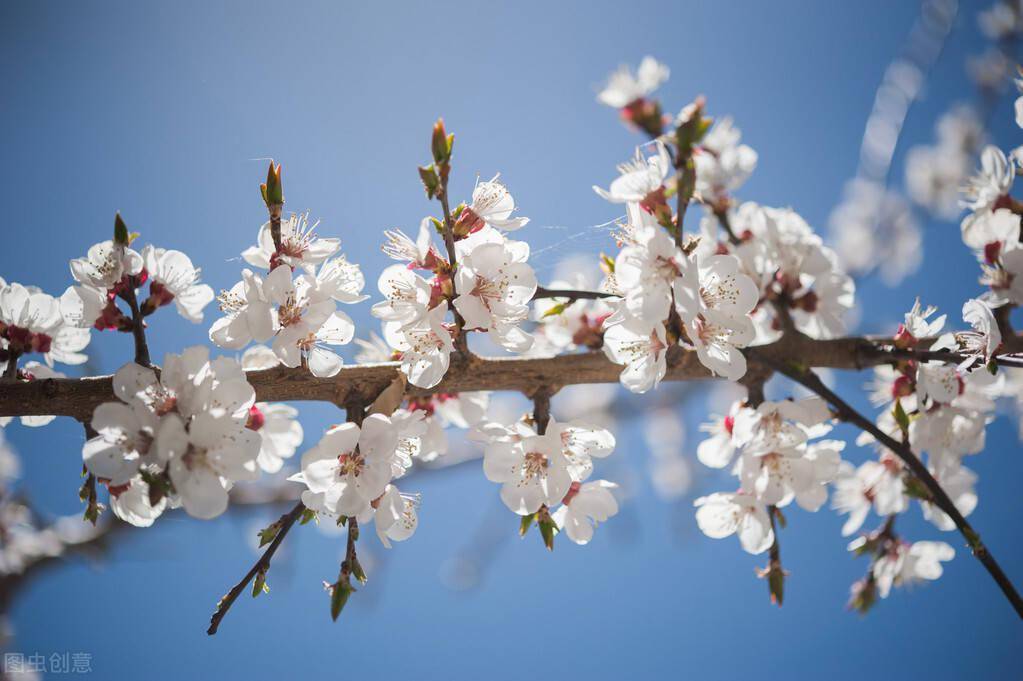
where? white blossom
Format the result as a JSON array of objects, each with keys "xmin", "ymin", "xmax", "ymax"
[
  {"xmin": 694, "ymin": 491, "xmax": 774, "ymax": 555},
  {"xmin": 141, "ymin": 245, "xmax": 214, "ymax": 322},
  {"xmin": 694, "ymin": 118, "xmax": 758, "ymax": 206},
  {"xmin": 246, "ymin": 403, "xmax": 304, "ymax": 474},
  {"xmin": 371, "ymin": 265, "xmax": 432, "ymax": 326},
  {"xmin": 483, "ymin": 428, "xmax": 570, "ymax": 515},
  {"xmin": 870, "ymin": 541, "xmax": 955, "ymax": 599},
  {"xmin": 551, "ymin": 480, "xmax": 619, "ymax": 545},
  {"xmin": 453, "ymin": 238, "xmax": 536, "ymax": 352},
  {"xmin": 831, "ymin": 458, "xmax": 907, "ymax": 536},
  {"xmin": 297, "ymin": 414, "xmax": 406, "ymax": 518},
  {"xmin": 242, "ymin": 212, "xmax": 340, "ymax": 272},
  {"xmin": 597, "ymin": 56, "xmax": 669, "ymax": 108},
  {"xmin": 209, "ymin": 269, "xmax": 276, "ymax": 349},
  {"xmin": 456, "ymin": 175, "xmax": 530, "ymax": 232},
  {"xmin": 961, "ymin": 145, "xmax": 1014, "ymax": 213},
  {"xmin": 386, "ymin": 302, "xmax": 454, "ymax": 389},
  {"xmin": 592, "ymin": 143, "xmax": 671, "ymax": 204},
  {"xmin": 602, "ymin": 318, "xmax": 668, "ymax": 393},
  {"xmin": 370, "ymin": 483, "xmax": 419, "ymax": 548}
]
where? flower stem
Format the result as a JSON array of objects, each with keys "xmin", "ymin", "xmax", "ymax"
[{"xmin": 437, "ymin": 188, "xmax": 469, "ymax": 356}]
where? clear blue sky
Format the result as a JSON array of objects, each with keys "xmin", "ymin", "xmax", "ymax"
[{"xmin": 1, "ymin": 1, "xmax": 1021, "ymax": 679}]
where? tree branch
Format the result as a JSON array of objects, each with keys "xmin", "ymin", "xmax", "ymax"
[
  {"xmin": 533, "ymin": 286, "xmax": 616, "ymax": 302},
  {"xmin": 207, "ymin": 500, "xmax": 305, "ymax": 635},
  {"xmin": 768, "ymin": 359, "xmax": 1023, "ymax": 619},
  {"xmin": 5, "ymin": 333, "xmax": 1017, "ymax": 421}
]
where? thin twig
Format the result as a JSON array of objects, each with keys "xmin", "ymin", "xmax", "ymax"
[
  {"xmin": 768, "ymin": 359, "xmax": 1023, "ymax": 619},
  {"xmin": 436, "ymin": 176, "xmax": 469, "ymax": 355},
  {"xmin": 533, "ymin": 286, "xmax": 616, "ymax": 302},
  {"xmin": 120, "ymin": 283, "xmax": 151, "ymax": 368},
  {"xmin": 207, "ymin": 500, "xmax": 305, "ymax": 635}
]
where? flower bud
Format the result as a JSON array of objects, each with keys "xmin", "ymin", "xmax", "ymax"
[
  {"xmin": 113, "ymin": 213, "xmax": 131, "ymax": 246},
  {"xmin": 261, "ymin": 161, "xmax": 283, "ymax": 207},
  {"xmin": 675, "ymin": 96, "xmax": 711, "ymax": 158},
  {"xmin": 329, "ymin": 577, "xmax": 355, "ymax": 621},
  {"xmin": 537, "ymin": 505, "xmax": 557, "ymax": 551},
  {"xmin": 431, "ymin": 118, "xmax": 453, "ymax": 165}
]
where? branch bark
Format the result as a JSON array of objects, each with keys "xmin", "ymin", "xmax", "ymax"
[
  {"xmin": 0, "ymin": 334, "xmax": 909, "ymax": 421},
  {"xmin": 3, "ymin": 326, "xmax": 1019, "ymax": 423}
]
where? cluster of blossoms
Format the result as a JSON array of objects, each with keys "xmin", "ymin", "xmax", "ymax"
[
  {"xmin": 372, "ymin": 173, "xmax": 535, "ymax": 389},
  {"xmin": 0, "ymin": 277, "xmax": 89, "ymax": 391},
  {"xmin": 61, "ymin": 217, "xmax": 214, "ymax": 333},
  {"xmin": 472, "ymin": 414, "xmax": 618, "ymax": 546},
  {"xmin": 83, "ymin": 348, "xmax": 270, "ymax": 524},
  {"xmin": 696, "ymin": 202, "xmax": 856, "ymax": 342},
  {"xmin": 592, "ymin": 142, "xmax": 760, "ymax": 390},
  {"xmin": 208, "ymin": 211, "xmax": 366, "ymax": 377},
  {"xmin": 694, "ymin": 397, "xmax": 841, "ymax": 554},
  {"xmin": 593, "ymin": 54, "xmax": 1020, "ymax": 610},
  {"xmin": 831, "ymin": 296, "xmax": 1005, "ymax": 607},
  {"xmin": 291, "ymin": 411, "xmax": 426, "ymax": 548},
  {"xmin": 590, "ymin": 63, "xmax": 853, "ymax": 393}
]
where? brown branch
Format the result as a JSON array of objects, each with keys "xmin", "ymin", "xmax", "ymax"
[
  {"xmin": 533, "ymin": 286, "xmax": 616, "ymax": 302},
  {"xmin": 207, "ymin": 500, "xmax": 305, "ymax": 635},
  {"xmin": 120, "ymin": 282, "xmax": 151, "ymax": 368},
  {"xmin": 531, "ymin": 387, "xmax": 552, "ymax": 435},
  {"xmin": 768, "ymin": 360, "xmax": 1023, "ymax": 619},
  {"xmin": 0, "ymin": 335, "xmax": 908, "ymax": 421}
]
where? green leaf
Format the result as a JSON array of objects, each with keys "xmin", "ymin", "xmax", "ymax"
[
  {"xmin": 351, "ymin": 556, "xmax": 367, "ymax": 585},
  {"xmin": 541, "ymin": 302, "xmax": 569, "ymax": 319},
  {"xmin": 519, "ymin": 513, "xmax": 536, "ymax": 537},
  {"xmin": 252, "ymin": 567, "xmax": 269, "ymax": 598},
  {"xmin": 257, "ymin": 521, "xmax": 282, "ymax": 548},
  {"xmin": 300, "ymin": 508, "xmax": 318, "ymax": 525},
  {"xmin": 538, "ymin": 517, "xmax": 558, "ymax": 551},
  {"xmin": 892, "ymin": 399, "xmax": 910, "ymax": 436},
  {"xmin": 418, "ymin": 165, "xmax": 440, "ymax": 199}
]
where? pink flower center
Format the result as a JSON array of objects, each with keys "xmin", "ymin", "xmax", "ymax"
[{"xmin": 338, "ymin": 451, "xmax": 365, "ymax": 477}]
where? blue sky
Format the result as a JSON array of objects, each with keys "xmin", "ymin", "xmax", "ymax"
[{"xmin": 1, "ymin": 1, "xmax": 1021, "ymax": 679}]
